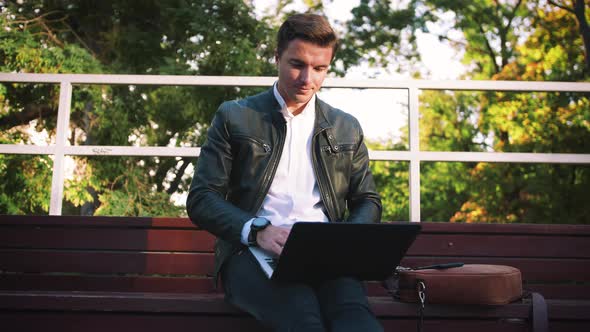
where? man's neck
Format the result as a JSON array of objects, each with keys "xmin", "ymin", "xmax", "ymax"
[
  {"xmin": 273, "ymin": 84, "xmax": 314, "ymax": 116},
  {"xmin": 288, "ymin": 102, "xmax": 308, "ymax": 116}
]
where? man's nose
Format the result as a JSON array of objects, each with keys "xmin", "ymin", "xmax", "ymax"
[{"xmin": 298, "ymin": 67, "xmax": 311, "ymax": 84}]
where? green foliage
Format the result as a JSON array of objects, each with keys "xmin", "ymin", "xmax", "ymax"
[
  {"xmin": 0, "ymin": 0, "xmax": 278, "ymax": 217},
  {"xmin": 0, "ymin": 153, "xmax": 52, "ymax": 214},
  {"xmin": 347, "ymin": 0, "xmax": 590, "ymax": 224},
  {"xmin": 367, "ymin": 139, "xmax": 411, "ymax": 221},
  {"xmin": 420, "ymin": 91, "xmax": 485, "ymax": 152},
  {"xmin": 94, "ymin": 166, "xmax": 184, "ymax": 217},
  {"xmin": 340, "ymin": 0, "xmax": 422, "ymax": 74}
]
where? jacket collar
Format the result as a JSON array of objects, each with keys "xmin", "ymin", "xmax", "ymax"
[
  {"xmin": 262, "ymin": 87, "xmax": 333, "ymax": 133},
  {"xmin": 314, "ymin": 96, "xmax": 333, "ymax": 135}
]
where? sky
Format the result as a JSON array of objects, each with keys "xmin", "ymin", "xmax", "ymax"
[{"xmin": 252, "ymin": 0, "xmax": 465, "ymax": 143}]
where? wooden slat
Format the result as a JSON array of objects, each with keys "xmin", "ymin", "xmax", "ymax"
[
  {"xmin": 0, "ymin": 250, "xmax": 214, "ymax": 275},
  {"xmin": 0, "ymin": 313, "xmax": 550, "ymax": 332},
  {"xmin": 0, "ymin": 274, "xmax": 220, "ymax": 293},
  {"xmin": 0, "ymin": 312, "xmax": 269, "ymax": 332},
  {"xmin": 365, "ymin": 281, "xmax": 590, "ymax": 300},
  {"xmin": 407, "ymin": 233, "xmax": 590, "ymax": 258},
  {"xmin": 3, "ymin": 274, "xmax": 589, "ymax": 300},
  {"xmin": 0, "ymin": 215, "xmax": 195, "ymax": 229},
  {"xmin": 0, "ymin": 228, "xmax": 215, "ymax": 252},
  {"xmin": 522, "ymin": 284, "xmax": 590, "ymax": 300},
  {"xmin": 381, "ymin": 320, "xmax": 589, "ymax": 332},
  {"xmin": 380, "ymin": 320, "xmax": 528, "ymax": 332},
  {"xmin": 1, "ymin": 251, "xmax": 588, "ymax": 282},
  {"xmin": 400, "ymin": 257, "xmax": 590, "ymax": 282},
  {"xmin": 0, "ymin": 291, "xmax": 238, "ymax": 314},
  {"xmin": 417, "ymin": 222, "xmax": 590, "ymax": 236},
  {"xmin": 3, "ymin": 227, "xmax": 588, "ymax": 258},
  {"xmin": 0, "ymin": 291, "xmax": 588, "ymax": 321},
  {"xmin": 1, "ymin": 312, "xmax": 586, "ymax": 332},
  {"xmin": 2, "ymin": 215, "xmax": 590, "ymax": 235}
]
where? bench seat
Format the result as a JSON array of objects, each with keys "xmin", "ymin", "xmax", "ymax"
[
  {"xmin": 1, "ymin": 290, "xmax": 588, "ymax": 332},
  {"xmin": 1, "ymin": 215, "xmax": 589, "ymax": 331}
]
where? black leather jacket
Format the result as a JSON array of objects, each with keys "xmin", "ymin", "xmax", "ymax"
[{"xmin": 186, "ymin": 88, "xmax": 382, "ymax": 277}]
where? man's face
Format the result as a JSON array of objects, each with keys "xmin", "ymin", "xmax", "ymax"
[{"xmin": 276, "ymin": 39, "xmax": 332, "ymax": 110}]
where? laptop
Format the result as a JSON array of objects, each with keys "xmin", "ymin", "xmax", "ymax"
[{"xmin": 249, "ymin": 222, "xmax": 421, "ymax": 282}]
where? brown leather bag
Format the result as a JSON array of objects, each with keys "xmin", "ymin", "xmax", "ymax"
[
  {"xmin": 397, "ymin": 264, "xmax": 523, "ymax": 305},
  {"xmin": 382, "ymin": 263, "xmax": 548, "ymax": 332}
]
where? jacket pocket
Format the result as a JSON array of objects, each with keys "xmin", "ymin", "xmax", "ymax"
[
  {"xmin": 232, "ymin": 134, "xmax": 271, "ymax": 154},
  {"xmin": 321, "ymin": 143, "xmax": 355, "ymax": 157}
]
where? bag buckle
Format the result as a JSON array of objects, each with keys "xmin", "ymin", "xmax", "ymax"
[
  {"xmin": 417, "ymin": 281, "xmax": 426, "ymax": 332},
  {"xmin": 418, "ymin": 281, "xmax": 426, "ymax": 308}
]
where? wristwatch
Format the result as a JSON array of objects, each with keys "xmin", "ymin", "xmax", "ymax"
[{"xmin": 248, "ymin": 217, "xmax": 271, "ymax": 247}]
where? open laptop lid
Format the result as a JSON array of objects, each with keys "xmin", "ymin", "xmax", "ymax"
[{"xmin": 270, "ymin": 222, "xmax": 421, "ymax": 282}]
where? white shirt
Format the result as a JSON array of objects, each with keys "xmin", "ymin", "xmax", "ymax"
[{"xmin": 240, "ymin": 84, "xmax": 328, "ymax": 244}]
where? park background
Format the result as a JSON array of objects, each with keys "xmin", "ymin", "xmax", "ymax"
[{"xmin": 0, "ymin": 0, "xmax": 588, "ymax": 224}]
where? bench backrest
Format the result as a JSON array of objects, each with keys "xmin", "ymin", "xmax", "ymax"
[{"xmin": 0, "ymin": 215, "xmax": 588, "ymax": 299}]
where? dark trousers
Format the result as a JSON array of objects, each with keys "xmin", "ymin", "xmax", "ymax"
[{"xmin": 221, "ymin": 250, "xmax": 383, "ymax": 332}]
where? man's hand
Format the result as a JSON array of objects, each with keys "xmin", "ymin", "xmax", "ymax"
[{"xmin": 256, "ymin": 225, "xmax": 291, "ymax": 256}]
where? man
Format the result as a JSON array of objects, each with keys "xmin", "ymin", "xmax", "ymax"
[{"xmin": 186, "ymin": 13, "xmax": 383, "ymax": 332}]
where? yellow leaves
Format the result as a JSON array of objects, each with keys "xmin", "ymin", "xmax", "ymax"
[
  {"xmin": 450, "ymin": 201, "xmax": 489, "ymax": 223},
  {"xmin": 15, "ymin": 45, "xmax": 59, "ymax": 73},
  {"xmin": 450, "ymin": 194, "xmax": 519, "ymax": 223}
]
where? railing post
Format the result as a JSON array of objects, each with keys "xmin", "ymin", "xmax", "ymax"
[
  {"xmin": 408, "ymin": 85, "xmax": 421, "ymax": 222},
  {"xmin": 49, "ymin": 81, "xmax": 72, "ymax": 215}
]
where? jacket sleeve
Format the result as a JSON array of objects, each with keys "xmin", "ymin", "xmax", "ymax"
[
  {"xmin": 186, "ymin": 102, "xmax": 253, "ymax": 246},
  {"xmin": 345, "ymin": 123, "xmax": 382, "ymax": 224}
]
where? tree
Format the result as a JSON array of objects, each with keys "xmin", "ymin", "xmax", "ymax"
[
  {"xmin": 345, "ymin": 0, "xmax": 590, "ymax": 224},
  {"xmin": 547, "ymin": 0, "xmax": 590, "ymax": 73},
  {"xmin": 454, "ymin": 4, "xmax": 590, "ymax": 224},
  {"xmin": 1, "ymin": 0, "xmax": 277, "ymax": 215}
]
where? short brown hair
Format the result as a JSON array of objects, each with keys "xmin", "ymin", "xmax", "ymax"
[{"xmin": 276, "ymin": 14, "xmax": 338, "ymax": 61}]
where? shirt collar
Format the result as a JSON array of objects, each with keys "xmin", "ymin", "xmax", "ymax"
[{"xmin": 273, "ymin": 82, "xmax": 316, "ymax": 120}]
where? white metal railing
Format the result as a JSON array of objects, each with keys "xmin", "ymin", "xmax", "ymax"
[{"xmin": 1, "ymin": 73, "xmax": 590, "ymax": 220}]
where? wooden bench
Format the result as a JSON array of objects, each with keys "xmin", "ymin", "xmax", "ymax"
[{"xmin": 0, "ymin": 215, "xmax": 588, "ymax": 331}]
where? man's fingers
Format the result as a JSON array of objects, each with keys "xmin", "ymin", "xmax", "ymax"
[
  {"xmin": 274, "ymin": 243, "xmax": 283, "ymax": 256},
  {"xmin": 276, "ymin": 235, "xmax": 287, "ymax": 247},
  {"xmin": 257, "ymin": 224, "xmax": 292, "ymax": 256}
]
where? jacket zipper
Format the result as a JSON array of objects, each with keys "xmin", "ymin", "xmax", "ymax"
[
  {"xmin": 312, "ymin": 129, "xmax": 338, "ymax": 222},
  {"xmin": 252, "ymin": 121, "xmax": 286, "ymax": 213},
  {"xmin": 232, "ymin": 134, "xmax": 272, "ymax": 153}
]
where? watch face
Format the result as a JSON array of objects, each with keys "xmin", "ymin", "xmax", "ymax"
[{"xmin": 253, "ymin": 218, "xmax": 269, "ymax": 228}]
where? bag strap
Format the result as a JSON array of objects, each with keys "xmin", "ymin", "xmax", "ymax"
[{"xmin": 417, "ymin": 281, "xmax": 426, "ymax": 332}]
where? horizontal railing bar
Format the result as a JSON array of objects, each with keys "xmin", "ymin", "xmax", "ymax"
[
  {"xmin": 412, "ymin": 80, "xmax": 590, "ymax": 92},
  {"xmin": 0, "ymin": 145, "xmax": 200, "ymax": 157},
  {"xmin": 369, "ymin": 151, "xmax": 590, "ymax": 164},
  {"xmin": 2, "ymin": 144, "xmax": 589, "ymax": 164},
  {"xmin": 1, "ymin": 73, "xmax": 589, "ymax": 92},
  {"xmin": 0, "ymin": 145, "xmax": 55, "ymax": 155},
  {"xmin": 326, "ymin": 79, "xmax": 590, "ymax": 92},
  {"xmin": 0, "ymin": 73, "xmax": 275, "ymax": 86},
  {"xmin": 64, "ymin": 146, "xmax": 201, "ymax": 157}
]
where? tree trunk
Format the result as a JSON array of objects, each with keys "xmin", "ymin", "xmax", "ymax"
[
  {"xmin": 573, "ymin": 0, "xmax": 590, "ymax": 73},
  {"xmin": 80, "ymin": 101, "xmax": 98, "ymax": 216}
]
